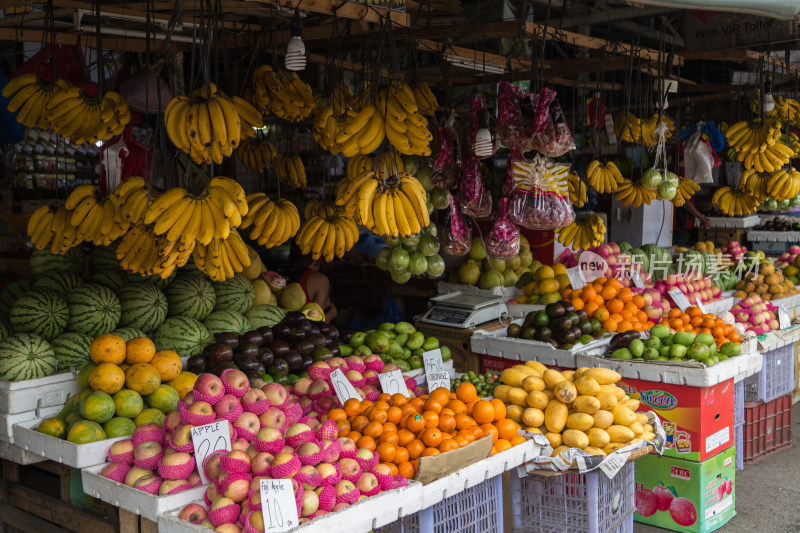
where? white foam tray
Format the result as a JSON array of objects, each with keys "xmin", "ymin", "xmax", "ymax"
[
  {"xmin": 0, "ymin": 372, "xmax": 78, "ymax": 414},
  {"xmin": 747, "ymin": 230, "xmax": 800, "ymax": 242},
  {"xmin": 0, "ymin": 404, "xmax": 61, "ymax": 442},
  {"xmin": 13, "ymin": 418, "xmax": 127, "ymax": 468},
  {"xmin": 505, "ymin": 304, "xmax": 545, "ymax": 318},
  {"xmin": 704, "ymin": 297, "xmax": 735, "ymax": 315},
  {"xmin": 470, "ymin": 319, "xmax": 611, "ymax": 369},
  {"xmin": 82, "ymin": 463, "xmax": 208, "ymax": 522},
  {"xmin": 758, "ymin": 326, "xmax": 800, "ymax": 352},
  {"xmin": 437, "ymin": 281, "xmax": 522, "ymax": 299},
  {"xmin": 574, "ymin": 337, "xmax": 761, "ymax": 388},
  {"xmin": 0, "ymin": 436, "xmax": 47, "ymax": 464},
  {"xmin": 700, "ymin": 215, "xmax": 760, "ymax": 229},
  {"xmin": 158, "ymin": 482, "xmax": 425, "ymax": 533}
]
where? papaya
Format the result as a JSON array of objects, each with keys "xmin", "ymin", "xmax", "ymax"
[
  {"xmin": 167, "ymin": 371, "xmax": 198, "ymax": 400},
  {"xmin": 37, "ymin": 417, "xmax": 67, "ymax": 439},
  {"xmin": 77, "ymin": 391, "xmax": 116, "ymax": 424},
  {"xmin": 67, "ymin": 420, "xmax": 107, "ymax": 444},
  {"xmin": 144, "ymin": 384, "xmax": 179, "ymax": 414},
  {"xmin": 113, "ymin": 389, "xmax": 144, "ymax": 418},
  {"xmin": 88, "ymin": 363, "xmax": 126, "ymax": 394},
  {"xmin": 125, "ymin": 363, "xmax": 162, "ymax": 395},
  {"xmin": 103, "ymin": 417, "xmax": 136, "ymax": 437}
]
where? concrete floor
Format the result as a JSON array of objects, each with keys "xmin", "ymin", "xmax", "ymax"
[{"xmin": 634, "ymin": 403, "xmax": 800, "ymax": 533}]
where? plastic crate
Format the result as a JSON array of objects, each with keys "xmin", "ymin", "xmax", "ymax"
[
  {"xmin": 743, "ymin": 344, "xmax": 794, "ymax": 403},
  {"xmin": 734, "ymin": 380, "xmax": 744, "ymax": 426},
  {"xmin": 743, "ymin": 394, "xmax": 793, "ymax": 464},
  {"xmin": 735, "ymin": 422, "xmax": 743, "ymax": 472},
  {"xmin": 510, "ymin": 463, "xmax": 634, "ymax": 533},
  {"xmin": 377, "ymin": 475, "xmax": 503, "ymax": 533}
]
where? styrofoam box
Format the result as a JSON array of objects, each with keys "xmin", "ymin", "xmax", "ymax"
[
  {"xmin": 470, "ymin": 319, "xmax": 612, "ymax": 369},
  {"xmin": 0, "ymin": 437, "xmax": 47, "ymax": 464},
  {"xmin": 747, "ymin": 230, "xmax": 800, "ymax": 242},
  {"xmin": 437, "ymin": 281, "xmax": 522, "ymax": 299},
  {"xmin": 700, "ymin": 215, "xmax": 760, "ymax": 229},
  {"xmin": 704, "ymin": 297, "xmax": 734, "ymax": 316},
  {"xmin": 13, "ymin": 418, "xmax": 127, "ymax": 468},
  {"xmin": 0, "ymin": 372, "xmax": 79, "ymax": 414},
  {"xmin": 0, "ymin": 404, "xmax": 61, "ymax": 442},
  {"xmin": 505, "ymin": 304, "xmax": 545, "ymax": 319},
  {"xmin": 158, "ymin": 483, "xmax": 425, "ymax": 533},
  {"xmin": 82, "ymin": 463, "xmax": 208, "ymax": 522}
]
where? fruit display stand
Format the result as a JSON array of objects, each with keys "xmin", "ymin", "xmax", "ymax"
[
  {"xmin": 414, "ymin": 319, "xmax": 504, "ymax": 375},
  {"xmin": 746, "ymin": 230, "xmax": 800, "ymax": 254},
  {"xmin": 13, "ymin": 419, "xmax": 129, "ymax": 467},
  {"xmin": 701, "ymin": 215, "xmax": 761, "ymax": 229},
  {"xmin": 702, "ymin": 296, "xmax": 735, "ymax": 316},
  {"xmin": 0, "ymin": 438, "xmax": 47, "ymax": 465},
  {"xmin": 0, "ymin": 371, "xmax": 78, "ymax": 414},
  {"xmin": 770, "ymin": 292, "xmax": 800, "ymax": 318}
]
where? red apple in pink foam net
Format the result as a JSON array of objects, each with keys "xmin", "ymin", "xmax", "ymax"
[
  {"xmin": 262, "ymin": 382, "xmax": 288, "ymax": 406},
  {"xmin": 178, "ymin": 503, "xmax": 206, "ymax": 523},
  {"xmin": 669, "ymin": 497, "xmax": 697, "ymax": 527},
  {"xmin": 163, "ymin": 410, "xmax": 181, "ymax": 433},
  {"xmin": 315, "ymin": 395, "xmax": 338, "ymax": 412},
  {"xmin": 293, "ymin": 377, "xmax": 314, "ymax": 396},
  {"xmin": 259, "ymin": 406, "xmax": 286, "ymax": 429}
]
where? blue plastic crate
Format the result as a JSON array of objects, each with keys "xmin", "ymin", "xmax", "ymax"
[
  {"xmin": 510, "ymin": 463, "xmax": 634, "ymax": 533},
  {"xmin": 735, "ymin": 422, "xmax": 743, "ymax": 472},
  {"xmin": 377, "ymin": 475, "xmax": 503, "ymax": 533},
  {"xmin": 734, "ymin": 380, "xmax": 744, "ymax": 426},
  {"xmin": 744, "ymin": 344, "xmax": 794, "ymax": 403}
]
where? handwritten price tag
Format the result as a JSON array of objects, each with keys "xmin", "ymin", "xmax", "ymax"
[
  {"xmin": 379, "ymin": 369, "xmax": 410, "ymax": 397},
  {"xmin": 779, "ymin": 305, "xmax": 791, "ymax": 329},
  {"xmin": 630, "ymin": 269, "xmax": 646, "ymax": 289},
  {"xmin": 191, "ymin": 420, "xmax": 232, "ymax": 484},
  {"xmin": 423, "ymin": 349, "xmax": 450, "ymax": 392},
  {"xmin": 668, "ymin": 289, "xmax": 691, "ymax": 311},
  {"xmin": 259, "ymin": 478, "xmax": 299, "ymax": 532},
  {"xmin": 566, "ymin": 267, "xmax": 586, "ymax": 289},
  {"xmin": 329, "ymin": 368, "xmax": 361, "ymax": 404}
]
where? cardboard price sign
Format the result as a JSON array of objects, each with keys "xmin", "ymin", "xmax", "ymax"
[
  {"xmin": 566, "ymin": 267, "xmax": 586, "ymax": 289},
  {"xmin": 191, "ymin": 420, "xmax": 232, "ymax": 484},
  {"xmin": 259, "ymin": 478, "xmax": 299, "ymax": 532},
  {"xmin": 329, "ymin": 368, "xmax": 361, "ymax": 404},
  {"xmin": 630, "ymin": 269, "xmax": 646, "ymax": 289},
  {"xmin": 668, "ymin": 289, "xmax": 691, "ymax": 311},
  {"xmin": 379, "ymin": 369, "xmax": 410, "ymax": 397},
  {"xmin": 779, "ymin": 305, "xmax": 791, "ymax": 329},
  {"xmin": 423, "ymin": 349, "xmax": 450, "ymax": 392}
]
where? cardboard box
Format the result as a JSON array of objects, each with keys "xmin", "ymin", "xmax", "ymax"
[
  {"xmin": 414, "ymin": 320, "xmax": 503, "ymax": 375},
  {"xmin": 618, "ymin": 377, "xmax": 734, "ymax": 462},
  {"xmin": 634, "ymin": 447, "xmax": 735, "ymax": 533}
]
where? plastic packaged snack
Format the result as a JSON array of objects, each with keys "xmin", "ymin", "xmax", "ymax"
[
  {"xmin": 433, "ymin": 126, "xmax": 460, "ymax": 189},
  {"xmin": 486, "ymin": 197, "xmax": 520, "ymax": 260},
  {"xmin": 508, "ymin": 155, "xmax": 575, "ymax": 230},
  {"xmin": 443, "ymin": 195, "xmax": 471, "ymax": 256},
  {"xmin": 458, "ymin": 156, "xmax": 492, "ymax": 217}
]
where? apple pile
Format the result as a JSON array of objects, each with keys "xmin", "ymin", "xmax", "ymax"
[
  {"xmin": 721, "ymin": 241, "xmax": 747, "ymax": 266},
  {"xmin": 728, "ymin": 295, "xmax": 779, "ymax": 335},
  {"xmin": 775, "ymin": 245, "xmax": 800, "ymax": 268},
  {"xmin": 654, "ymin": 272, "xmax": 722, "ymax": 308}
]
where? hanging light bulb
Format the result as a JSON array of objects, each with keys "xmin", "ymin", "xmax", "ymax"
[
  {"xmin": 763, "ymin": 79, "xmax": 775, "ymax": 112},
  {"xmin": 474, "ymin": 108, "xmax": 493, "ymax": 157},
  {"xmin": 285, "ymin": 9, "xmax": 306, "ymax": 71}
]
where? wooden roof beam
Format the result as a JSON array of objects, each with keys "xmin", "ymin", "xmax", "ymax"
[{"xmin": 682, "ymin": 49, "xmax": 800, "ymax": 78}]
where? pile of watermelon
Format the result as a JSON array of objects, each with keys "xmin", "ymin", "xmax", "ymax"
[{"xmin": 0, "ymin": 246, "xmax": 287, "ymax": 382}]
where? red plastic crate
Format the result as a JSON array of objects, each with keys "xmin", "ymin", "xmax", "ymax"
[{"xmin": 742, "ymin": 394, "xmax": 793, "ymax": 464}]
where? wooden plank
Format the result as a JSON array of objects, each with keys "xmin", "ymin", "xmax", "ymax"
[
  {"xmin": 548, "ymin": 56, "xmax": 695, "ymax": 84},
  {"xmin": 141, "ymin": 518, "xmax": 159, "ymax": 533},
  {"xmin": 0, "ymin": 503, "xmax": 65, "ymax": 533},
  {"xmin": 2, "ymin": 459, "xmax": 20, "ymax": 482},
  {"xmin": 245, "ymin": 0, "xmax": 409, "ymax": 26},
  {"xmin": 118, "ymin": 509, "xmax": 139, "ymax": 533},
  {"xmin": 682, "ymin": 49, "xmax": 800, "ymax": 78},
  {"xmin": 0, "ymin": 27, "xmax": 177, "ymax": 51}
]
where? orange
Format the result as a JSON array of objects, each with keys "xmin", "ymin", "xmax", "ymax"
[
  {"xmin": 373, "ymin": 400, "xmax": 390, "ymax": 411},
  {"xmin": 632, "ymin": 295, "xmax": 645, "ymax": 308},
  {"xmin": 455, "ymin": 382, "xmax": 478, "ymax": 404},
  {"xmin": 455, "ymin": 413, "xmax": 476, "ymax": 430},
  {"xmin": 369, "ymin": 409, "xmax": 388, "ymax": 424},
  {"xmin": 124, "ymin": 337, "xmax": 156, "ymax": 364},
  {"xmin": 480, "ymin": 423, "xmax": 499, "ymax": 443},
  {"xmin": 383, "ymin": 422, "xmax": 397, "ymax": 433},
  {"xmin": 364, "ymin": 421, "xmax": 384, "ymax": 438},
  {"xmin": 602, "ymin": 318, "xmax": 618, "ymax": 332},
  {"xmin": 618, "ymin": 288, "xmax": 633, "ymax": 303},
  {"xmin": 350, "ymin": 415, "xmax": 369, "ymax": 433},
  {"xmin": 356, "ymin": 435, "xmax": 376, "ymax": 451},
  {"xmin": 397, "ymin": 428, "xmax": 415, "ymax": 446},
  {"xmin": 336, "ymin": 420, "xmax": 351, "ymax": 436},
  {"xmin": 347, "ymin": 431, "xmax": 362, "ymax": 442},
  {"xmin": 472, "ymin": 400, "xmax": 496, "ymax": 424},
  {"xmin": 636, "ymin": 311, "xmax": 648, "ymax": 324},
  {"xmin": 376, "ymin": 442, "xmax": 397, "ymax": 462},
  {"xmin": 439, "ymin": 438, "xmax": 459, "ymax": 452},
  {"xmin": 387, "ymin": 463, "xmax": 399, "ymax": 476},
  {"xmin": 407, "ymin": 439, "xmax": 425, "ymax": 459},
  {"xmin": 489, "ymin": 399, "xmax": 506, "ymax": 422},
  {"xmin": 581, "ymin": 286, "xmax": 597, "ymax": 302},
  {"xmin": 395, "ymin": 446, "xmax": 409, "ymax": 464},
  {"xmin": 570, "ymin": 298, "xmax": 585, "ymax": 311},
  {"xmin": 594, "ymin": 308, "xmax": 609, "ymax": 322},
  {"xmin": 510, "ymin": 434, "xmax": 527, "ymax": 446},
  {"xmin": 328, "ymin": 408, "xmax": 347, "ymax": 422},
  {"xmin": 570, "ymin": 289, "xmax": 582, "ymax": 300},
  {"xmin": 601, "ymin": 286, "xmax": 617, "ymax": 301},
  {"xmin": 386, "ymin": 406, "xmax": 403, "ymax": 425},
  {"xmin": 687, "ymin": 306, "xmax": 702, "ymax": 317},
  {"xmin": 668, "ymin": 308, "xmax": 682, "ymax": 319},
  {"xmin": 378, "ymin": 393, "xmax": 391, "ymax": 402},
  {"xmin": 495, "ymin": 439, "xmax": 512, "ymax": 453},
  {"xmin": 408, "ymin": 398, "xmax": 425, "ymax": 412},
  {"xmin": 344, "ymin": 398, "xmax": 362, "ymax": 417},
  {"xmin": 379, "ymin": 430, "xmax": 399, "ymax": 445},
  {"xmin": 391, "ymin": 393, "xmax": 408, "ymax": 406},
  {"xmin": 421, "ymin": 448, "xmax": 440, "ymax": 457},
  {"xmin": 422, "ymin": 411, "xmax": 439, "ymax": 429},
  {"xmin": 429, "ymin": 388, "xmax": 451, "ymax": 406},
  {"xmin": 405, "ymin": 413, "xmax": 425, "ymax": 433},
  {"xmin": 440, "ymin": 408, "xmax": 455, "ymax": 417},
  {"xmin": 584, "ymin": 302, "xmax": 599, "ymax": 318},
  {"xmin": 454, "ymin": 435, "xmax": 470, "ymax": 447},
  {"xmin": 400, "ymin": 404, "xmax": 419, "ymax": 418},
  {"xmin": 618, "ymin": 320, "xmax": 633, "ymax": 332},
  {"xmin": 149, "ymin": 350, "xmax": 182, "ymax": 381},
  {"xmin": 424, "ymin": 399, "xmax": 443, "ymax": 414},
  {"xmin": 495, "ymin": 418, "xmax": 519, "ymax": 441},
  {"xmin": 491, "ymin": 445, "xmax": 498, "ymax": 456},
  {"xmin": 421, "ymin": 428, "xmax": 443, "ymax": 448},
  {"xmin": 446, "ymin": 399, "xmax": 467, "ymax": 414},
  {"xmin": 438, "ymin": 414, "xmax": 456, "ymax": 433},
  {"xmin": 398, "ymin": 461, "xmax": 415, "ymax": 479}
]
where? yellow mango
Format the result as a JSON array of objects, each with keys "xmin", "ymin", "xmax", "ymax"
[
  {"xmin": 574, "ymin": 395, "xmax": 601, "ymax": 414},
  {"xmin": 545, "ymin": 432, "xmax": 562, "ymax": 448},
  {"xmin": 566, "ymin": 413, "xmax": 594, "ymax": 432},
  {"xmin": 543, "ymin": 369, "xmax": 565, "ymax": 389},
  {"xmin": 611, "ymin": 405, "xmax": 637, "ymax": 426},
  {"xmin": 596, "ymin": 392, "xmax": 618, "ymax": 411},
  {"xmin": 581, "ymin": 368, "xmax": 621, "ymax": 385},
  {"xmin": 507, "ymin": 387, "xmax": 528, "ymax": 407},
  {"xmin": 563, "ymin": 429, "xmax": 589, "ymax": 449},
  {"xmin": 521, "ymin": 407, "xmax": 545, "ymax": 428},
  {"xmin": 526, "ymin": 391, "xmax": 550, "ymax": 410},
  {"xmin": 544, "ymin": 400, "xmax": 568, "ymax": 433},
  {"xmin": 522, "ymin": 376, "xmax": 545, "ymax": 392},
  {"xmin": 583, "ymin": 445, "xmax": 606, "ymax": 456},
  {"xmin": 524, "ymin": 361, "xmax": 547, "ymax": 375},
  {"xmin": 587, "ymin": 427, "xmax": 611, "ymax": 448},
  {"xmin": 574, "ymin": 376, "xmax": 601, "ymax": 396},
  {"xmin": 607, "ymin": 424, "xmax": 635, "ymax": 443},
  {"xmin": 554, "ymin": 381, "xmax": 578, "ymax": 403},
  {"xmin": 592, "ymin": 410, "xmax": 614, "ymax": 429}
]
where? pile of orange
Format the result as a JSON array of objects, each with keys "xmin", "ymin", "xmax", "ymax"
[
  {"xmin": 563, "ymin": 277, "xmax": 652, "ymax": 333},
  {"xmin": 324, "ymin": 383, "xmax": 527, "ymax": 479},
  {"xmin": 659, "ymin": 306, "xmax": 741, "ymax": 347}
]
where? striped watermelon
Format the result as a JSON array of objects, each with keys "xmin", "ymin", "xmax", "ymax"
[
  {"xmin": 10, "ymin": 289, "xmax": 69, "ymax": 340},
  {"xmin": 245, "ymin": 305, "xmax": 286, "ymax": 329},
  {"xmin": 117, "ymin": 282, "xmax": 168, "ymax": 333},
  {"xmin": 66, "ymin": 284, "xmax": 121, "ymax": 336},
  {"xmin": 213, "ymin": 274, "xmax": 255, "ymax": 314},
  {"xmin": 0, "ymin": 280, "xmax": 32, "ymax": 318},
  {"xmin": 91, "ymin": 270, "xmax": 127, "ymax": 291},
  {"xmin": 31, "ymin": 247, "xmax": 84, "ymax": 277},
  {"xmin": 0, "ymin": 333, "xmax": 56, "ymax": 381},
  {"xmin": 112, "ymin": 327, "xmax": 150, "ymax": 342},
  {"xmin": 153, "ymin": 316, "xmax": 211, "ymax": 358},
  {"xmin": 33, "ymin": 271, "xmax": 84, "ymax": 296},
  {"xmin": 0, "ymin": 318, "xmax": 11, "ymax": 340},
  {"xmin": 50, "ymin": 332, "xmax": 92, "ymax": 372},
  {"xmin": 89, "ymin": 243, "xmax": 119, "ymax": 276},
  {"xmin": 127, "ymin": 269, "xmax": 177, "ymax": 289},
  {"xmin": 204, "ymin": 310, "xmax": 251, "ymax": 336},
  {"xmin": 164, "ymin": 275, "xmax": 216, "ymax": 321}
]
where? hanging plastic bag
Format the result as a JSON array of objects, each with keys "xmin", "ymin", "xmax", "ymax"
[
  {"xmin": 508, "ymin": 154, "xmax": 575, "ymax": 230},
  {"xmin": 503, "ymin": 146, "xmax": 524, "ymax": 197},
  {"xmin": 432, "ymin": 125, "xmax": 460, "ymax": 189},
  {"xmin": 443, "ymin": 194, "xmax": 471, "ymax": 256},
  {"xmin": 458, "ymin": 156, "xmax": 492, "ymax": 217},
  {"xmin": 684, "ymin": 130, "xmax": 714, "ymax": 184},
  {"xmin": 486, "ymin": 197, "xmax": 520, "ymax": 260}
]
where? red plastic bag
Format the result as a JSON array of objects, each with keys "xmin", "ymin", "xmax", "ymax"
[
  {"xmin": 508, "ymin": 155, "xmax": 575, "ymax": 230},
  {"xmin": 443, "ymin": 194, "xmax": 471, "ymax": 256},
  {"xmin": 457, "ymin": 156, "xmax": 492, "ymax": 218},
  {"xmin": 503, "ymin": 146, "xmax": 524, "ymax": 197},
  {"xmin": 432, "ymin": 126, "xmax": 460, "ymax": 189},
  {"xmin": 486, "ymin": 197, "xmax": 520, "ymax": 260}
]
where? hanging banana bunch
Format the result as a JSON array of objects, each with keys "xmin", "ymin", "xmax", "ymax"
[
  {"xmin": 27, "ymin": 205, "xmax": 82, "ymax": 253},
  {"xmin": 614, "ymin": 112, "xmax": 641, "ymax": 143},
  {"xmin": 738, "ymin": 169, "xmax": 770, "ymax": 202},
  {"xmin": 312, "ymin": 84, "xmax": 356, "ymax": 154},
  {"xmin": 614, "ymin": 179, "xmax": 657, "ymax": 208},
  {"xmin": 567, "ymin": 172, "xmax": 588, "ymax": 207},
  {"xmin": 295, "ymin": 214, "xmax": 359, "ymax": 262},
  {"xmin": 192, "ymin": 230, "xmax": 251, "ymax": 282},
  {"xmin": 782, "ymin": 132, "xmax": 800, "ymax": 157},
  {"xmin": 304, "ymin": 200, "xmax": 340, "ymax": 220},
  {"xmin": 410, "ymin": 82, "xmax": 439, "ymax": 117},
  {"xmin": 739, "ymin": 141, "xmax": 793, "ymax": 172},
  {"xmin": 725, "ymin": 118, "xmax": 782, "ymax": 155},
  {"xmin": 381, "ymin": 83, "xmax": 433, "ymax": 156},
  {"xmin": 556, "ymin": 215, "xmax": 606, "ymax": 251},
  {"xmin": 712, "ymin": 187, "xmax": 759, "ymax": 216},
  {"xmin": 2, "ymin": 74, "xmax": 72, "ymax": 130},
  {"xmin": 765, "ymin": 168, "xmax": 800, "ymax": 201},
  {"xmin": 638, "ymin": 114, "xmax": 675, "ymax": 147},
  {"xmin": 239, "ymin": 194, "xmax": 301, "ymax": 248},
  {"xmin": 113, "ymin": 177, "xmax": 153, "ymax": 224},
  {"xmin": 252, "ymin": 65, "xmax": 315, "ymax": 122},
  {"xmin": 273, "ymin": 154, "xmax": 307, "ymax": 189},
  {"xmin": 334, "ymin": 101, "xmax": 386, "ymax": 158},
  {"xmin": 586, "ymin": 160, "xmax": 625, "ymax": 193},
  {"xmin": 671, "ymin": 177, "xmax": 699, "ymax": 207},
  {"xmin": 44, "ymin": 84, "xmax": 131, "ymax": 145},
  {"xmin": 237, "ymin": 137, "xmax": 277, "ymax": 172}
]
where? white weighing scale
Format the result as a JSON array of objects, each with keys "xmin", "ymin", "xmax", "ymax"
[{"xmin": 420, "ymin": 292, "xmax": 507, "ymax": 329}]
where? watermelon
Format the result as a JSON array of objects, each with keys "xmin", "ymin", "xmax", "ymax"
[
  {"xmin": 204, "ymin": 310, "xmax": 250, "ymax": 336},
  {"xmin": 245, "ymin": 305, "xmax": 286, "ymax": 329},
  {"xmin": 91, "ymin": 270, "xmax": 127, "ymax": 291},
  {"xmin": 179, "ymin": 256, "xmax": 203, "ymax": 276},
  {"xmin": 0, "ymin": 333, "xmax": 56, "ymax": 381},
  {"xmin": 112, "ymin": 327, "xmax": 150, "ymax": 342},
  {"xmin": 164, "ymin": 275, "xmax": 216, "ymax": 321},
  {"xmin": 117, "ymin": 282, "xmax": 168, "ymax": 333},
  {"xmin": 0, "ymin": 279, "xmax": 32, "ymax": 318},
  {"xmin": 213, "ymin": 274, "xmax": 255, "ymax": 314},
  {"xmin": 0, "ymin": 319, "xmax": 10, "ymax": 341},
  {"xmin": 153, "ymin": 316, "xmax": 211, "ymax": 358},
  {"xmin": 66, "ymin": 284, "xmax": 121, "ymax": 336},
  {"xmin": 10, "ymin": 289, "xmax": 69, "ymax": 340},
  {"xmin": 31, "ymin": 247, "xmax": 84, "ymax": 277},
  {"xmin": 89, "ymin": 243, "xmax": 119, "ymax": 276},
  {"xmin": 33, "ymin": 271, "xmax": 84, "ymax": 296},
  {"xmin": 50, "ymin": 332, "xmax": 92, "ymax": 372},
  {"xmin": 127, "ymin": 269, "xmax": 177, "ymax": 289}
]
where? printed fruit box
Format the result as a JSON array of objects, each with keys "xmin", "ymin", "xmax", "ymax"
[
  {"xmin": 616, "ymin": 377, "xmax": 734, "ymax": 462},
  {"xmin": 634, "ymin": 446, "xmax": 735, "ymax": 533},
  {"xmin": 13, "ymin": 418, "xmax": 128, "ymax": 468}
]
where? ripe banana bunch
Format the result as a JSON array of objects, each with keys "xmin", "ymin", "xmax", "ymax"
[
  {"xmin": 614, "ymin": 179, "xmax": 657, "ymax": 208},
  {"xmin": 738, "ymin": 168, "xmax": 769, "ymax": 202},
  {"xmin": 712, "ymin": 187, "xmax": 759, "ymax": 216},
  {"xmin": 240, "ymin": 194, "xmax": 300, "ymax": 248},
  {"xmin": 774, "ymin": 96, "xmax": 800, "ymax": 125},
  {"xmin": 555, "ymin": 215, "xmax": 606, "ymax": 251},
  {"xmin": 334, "ymin": 102, "xmax": 387, "ymax": 158},
  {"xmin": 614, "ymin": 112, "xmax": 641, "ymax": 144},
  {"xmin": 725, "ymin": 119, "xmax": 782, "ymax": 154},
  {"xmin": 718, "ymin": 122, "xmax": 729, "ymax": 134},
  {"xmin": 114, "ymin": 176, "xmax": 153, "ymax": 224},
  {"xmin": 26, "ymin": 205, "xmax": 58, "ymax": 251},
  {"xmin": 766, "ymin": 168, "xmax": 800, "ymax": 201},
  {"xmin": 411, "ymin": 82, "xmax": 439, "ymax": 117},
  {"xmin": 295, "ymin": 214, "xmax": 359, "ymax": 262},
  {"xmin": 273, "ymin": 154, "xmax": 306, "ymax": 189},
  {"xmin": 2, "ymin": 74, "xmax": 71, "ymax": 130},
  {"xmin": 304, "ymin": 200, "xmax": 340, "ymax": 220},
  {"xmin": 46, "ymin": 86, "xmax": 131, "ymax": 145},
  {"xmin": 381, "ymin": 84, "xmax": 433, "ymax": 156},
  {"xmin": 638, "ymin": 114, "xmax": 674, "ymax": 147},
  {"xmin": 114, "ymin": 223, "xmax": 189, "ymax": 279},
  {"xmin": 671, "ymin": 177, "xmax": 699, "ymax": 207},
  {"xmin": 783, "ymin": 132, "xmax": 800, "ymax": 157},
  {"xmin": 252, "ymin": 65, "xmax": 315, "ymax": 122},
  {"xmin": 64, "ymin": 184, "xmax": 130, "ymax": 245},
  {"xmin": 193, "ymin": 230, "xmax": 251, "ymax": 282},
  {"xmin": 312, "ymin": 102, "xmax": 354, "ymax": 154},
  {"xmin": 237, "ymin": 137, "xmax": 276, "ymax": 172},
  {"xmin": 740, "ymin": 141, "xmax": 793, "ymax": 172},
  {"xmin": 567, "ymin": 172, "xmax": 587, "ymax": 208},
  {"xmin": 586, "ymin": 160, "xmax": 624, "ymax": 194}
]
